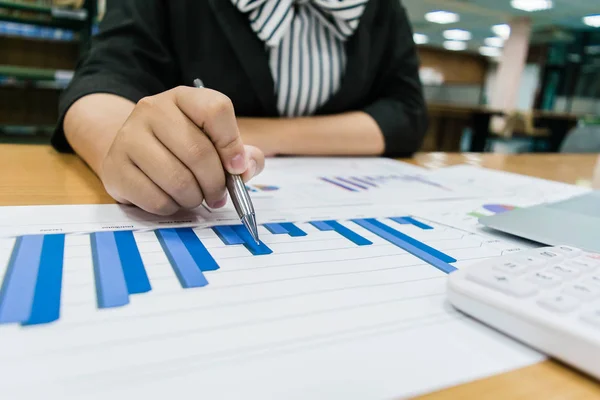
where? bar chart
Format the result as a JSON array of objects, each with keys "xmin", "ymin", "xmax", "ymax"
[
  {"xmin": 0, "ymin": 216, "xmax": 465, "ymax": 327},
  {"xmin": 0, "ymin": 212, "xmax": 538, "ymax": 400},
  {"xmin": 319, "ymin": 174, "xmax": 452, "ymax": 192}
]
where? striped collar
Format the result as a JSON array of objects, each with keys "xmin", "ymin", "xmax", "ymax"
[{"xmin": 232, "ymin": 0, "xmax": 369, "ymax": 47}]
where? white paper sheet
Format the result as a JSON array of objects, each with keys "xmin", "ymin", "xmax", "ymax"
[
  {"xmin": 3, "ymin": 159, "xmax": 577, "ymax": 399},
  {"xmin": 0, "ymin": 215, "xmax": 543, "ymax": 400}
]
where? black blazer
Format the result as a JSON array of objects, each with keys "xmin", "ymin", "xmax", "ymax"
[{"xmin": 52, "ymin": 0, "xmax": 428, "ymax": 157}]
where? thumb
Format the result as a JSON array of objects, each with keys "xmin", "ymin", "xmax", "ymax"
[{"xmin": 241, "ymin": 145, "xmax": 265, "ymax": 182}]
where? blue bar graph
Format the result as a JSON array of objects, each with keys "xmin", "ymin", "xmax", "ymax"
[
  {"xmin": 156, "ymin": 229, "xmax": 209, "ymax": 288},
  {"xmin": 0, "ymin": 235, "xmax": 44, "ymax": 324},
  {"xmin": 230, "ymin": 225, "xmax": 273, "ymax": 256},
  {"xmin": 351, "ymin": 177, "xmax": 377, "ymax": 187},
  {"xmin": 91, "ymin": 232, "xmax": 130, "ymax": 309},
  {"xmin": 265, "ymin": 223, "xmax": 307, "ymax": 237},
  {"xmin": 213, "ymin": 225, "xmax": 245, "ymax": 245},
  {"xmin": 399, "ymin": 217, "xmax": 433, "ymax": 230},
  {"xmin": 312, "ymin": 221, "xmax": 372, "ymax": 246},
  {"xmin": 319, "ymin": 177, "xmax": 359, "ymax": 192},
  {"xmin": 352, "ymin": 219, "xmax": 457, "ymax": 274},
  {"xmin": 280, "ymin": 223, "xmax": 307, "ymax": 237},
  {"xmin": 23, "ymin": 234, "xmax": 65, "ymax": 326},
  {"xmin": 0, "ymin": 214, "xmax": 462, "ymax": 328},
  {"xmin": 309, "ymin": 221, "xmax": 335, "ymax": 231},
  {"xmin": 114, "ymin": 231, "xmax": 151, "ymax": 294},
  {"xmin": 336, "ymin": 177, "xmax": 369, "ymax": 190},
  {"xmin": 264, "ymin": 223, "xmax": 289, "ymax": 235},
  {"xmin": 176, "ymin": 228, "xmax": 219, "ymax": 272}
]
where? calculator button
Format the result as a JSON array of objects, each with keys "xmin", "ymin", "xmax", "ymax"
[
  {"xmin": 527, "ymin": 271, "xmax": 563, "ymax": 288},
  {"xmin": 537, "ymin": 295, "xmax": 580, "ymax": 313},
  {"xmin": 546, "ymin": 263, "xmax": 581, "ymax": 279},
  {"xmin": 529, "ymin": 248, "xmax": 564, "ymax": 262},
  {"xmin": 566, "ymin": 258, "xmax": 599, "ymax": 272},
  {"xmin": 581, "ymin": 310, "xmax": 600, "ymax": 329},
  {"xmin": 513, "ymin": 255, "xmax": 546, "ymax": 269},
  {"xmin": 492, "ymin": 260, "xmax": 530, "ymax": 275},
  {"xmin": 562, "ymin": 283, "xmax": 600, "ymax": 301},
  {"xmin": 553, "ymin": 245, "xmax": 582, "ymax": 258},
  {"xmin": 467, "ymin": 268, "xmax": 538, "ymax": 297}
]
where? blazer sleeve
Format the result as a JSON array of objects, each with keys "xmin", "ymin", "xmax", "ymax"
[
  {"xmin": 362, "ymin": 0, "xmax": 428, "ymax": 157},
  {"xmin": 52, "ymin": 0, "xmax": 179, "ymax": 152}
]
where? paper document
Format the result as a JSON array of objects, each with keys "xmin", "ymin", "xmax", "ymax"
[
  {"xmin": 421, "ymin": 165, "xmax": 591, "ymax": 232},
  {"xmin": 0, "ymin": 159, "xmax": 486, "ymax": 238},
  {"xmin": 0, "ymin": 158, "xmax": 559, "ymax": 399}
]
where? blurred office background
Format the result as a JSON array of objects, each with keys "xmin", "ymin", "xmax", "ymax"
[{"xmin": 0, "ymin": 0, "xmax": 599, "ymax": 152}]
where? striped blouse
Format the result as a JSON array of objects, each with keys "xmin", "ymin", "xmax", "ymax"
[{"xmin": 232, "ymin": 0, "xmax": 369, "ymax": 117}]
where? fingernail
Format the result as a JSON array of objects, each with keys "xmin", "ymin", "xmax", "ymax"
[
  {"xmin": 210, "ymin": 194, "xmax": 228, "ymax": 209},
  {"xmin": 230, "ymin": 153, "xmax": 246, "ymax": 173},
  {"xmin": 248, "ymin": 160, "xmax": 257, "ymax": 177}
]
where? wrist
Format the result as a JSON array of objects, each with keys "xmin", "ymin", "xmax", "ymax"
[
  {"xmin": 271, "ymin": 117, "xmax": 302, "ymax": 155},
  {"xmin": 238, "ymin": 118, "xmax": 289, "ymax": 157}
]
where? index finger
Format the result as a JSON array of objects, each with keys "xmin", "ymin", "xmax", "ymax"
[{"xmin": 168, "ymin": 86, "xmax": 247, "ymax": 175}]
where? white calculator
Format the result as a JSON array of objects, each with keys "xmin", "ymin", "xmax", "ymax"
[{"xmin": 447, "ymin": 245, "xmax": 600, "ymax": 379}]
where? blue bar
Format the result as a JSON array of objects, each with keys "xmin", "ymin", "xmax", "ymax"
[
  {"xmin": 319, "ymin": 177, "xmax": 359, "ymax": 192},
  {"xmin": 351, "ymin": 177, "xmax": 378, "ymax": 187},
  {"xmin": 401, "ymin": 216, "xmax": 434, "ymax": 230},
  {"xmin": 324, "ymin": 221, "xmax": 372, "ymax": 246},
  {"xmin": 230, "ymin": 225, "xmax": 273, "ymax": 256},
  {"xmin": 213, "ymin": 225, "xmax": 245, "ymax": 245},
  {"xmin": 176, "ymin": 228, "xmax": 219, "ymax": 272},
  {"xmin": 0, "ymin": 235, "xmax": 44, "ymax": 324},
  {"xmin": 336, "ymin": 177, "xmax": 369, "ymax": 190},
  {"xmin": 156, "ymin": 229, "xmax": 209, "ymax": 288},
  {"xmin": 114, "ymin": 231, "xmax": 151, "ymax": 294},
  {"xmin": 23, "ymin": 234, "xmax": 65, "ymax": 326},
  {"xmin": 91, "ymin": 232, "xmax": 130, "ymax": 309},
  {"xmin": 352, "ymin": 219, "xmax": 457, "ymax": 274},
  {"xmin": 280, "ymin": 223, "xmax": 307, "ymax": 237},
  {"xmin": 264, "ymin": 223, "xmax": 289, "ymax": 235},
  {"xmin": 390, "ymin": 217, "xmax": 411, "ymax": 225},
  {"xmin": 310, "ymin": 221, "xmax": 335, "ymax": 231}
]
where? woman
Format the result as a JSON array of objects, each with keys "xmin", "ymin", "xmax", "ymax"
[{"xmin": 56, "ymin": 0, "xmax": 427, "ymax": 215}]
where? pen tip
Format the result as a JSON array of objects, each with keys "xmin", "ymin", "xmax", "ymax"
[{"xmin": 242, "ymin": 214, "xmax": 260, "ymax": 245}]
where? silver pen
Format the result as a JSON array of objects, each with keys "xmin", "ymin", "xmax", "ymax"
[{"xmin": 193, "ymin": 79, "xmax": 260, "ymax": 244}]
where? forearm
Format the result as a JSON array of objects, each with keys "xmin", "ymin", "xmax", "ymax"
[
  {"xmin": 63, "ymin": 94, "xmax": 135, "ymax": 176},
  {"xmin": 238, "ymin": 111, "xmax": 385, "ymax": 156}
]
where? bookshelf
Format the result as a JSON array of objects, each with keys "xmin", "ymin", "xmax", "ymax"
[{"xmin": 0, "ymin": 0, "xmax": 98, "ymax": 141}]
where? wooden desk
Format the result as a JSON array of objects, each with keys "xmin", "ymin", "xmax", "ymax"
[{"xmin": 1, "ymin": 144, "xmax": 600, "ymax": 399}]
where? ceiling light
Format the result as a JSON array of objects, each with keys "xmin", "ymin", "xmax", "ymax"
[
  {"xmin": 443, "ymin": 40, "xmax": 467, "ymax": 51},
  {"xmin": 413, "ymin": 33, "xmax": 429, "ymax": 45},
  {"xmin": 583, "ymin": 15, "xmax": 600, "ymax": 28},
  {"xmin": 492, "ymin": 24, "xmax": 511, "ymax": 39},
  {"xmin": 479, "ymin": 46, "xmax": 502, "ymax": 58},
  {"xmin": 425, "ymin": 11, "xmax": 460, "ymax": 25},
  {"xmin": 484, "ymin": 37, "xmax": 504, "ymax": 47},
  {"xmin": 510, "ymin": 0, "xmax": 553, "ymax": 12},
  {"xmin": 443, "ymin": 29, "xmax": 472, "ymax": 41}
]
